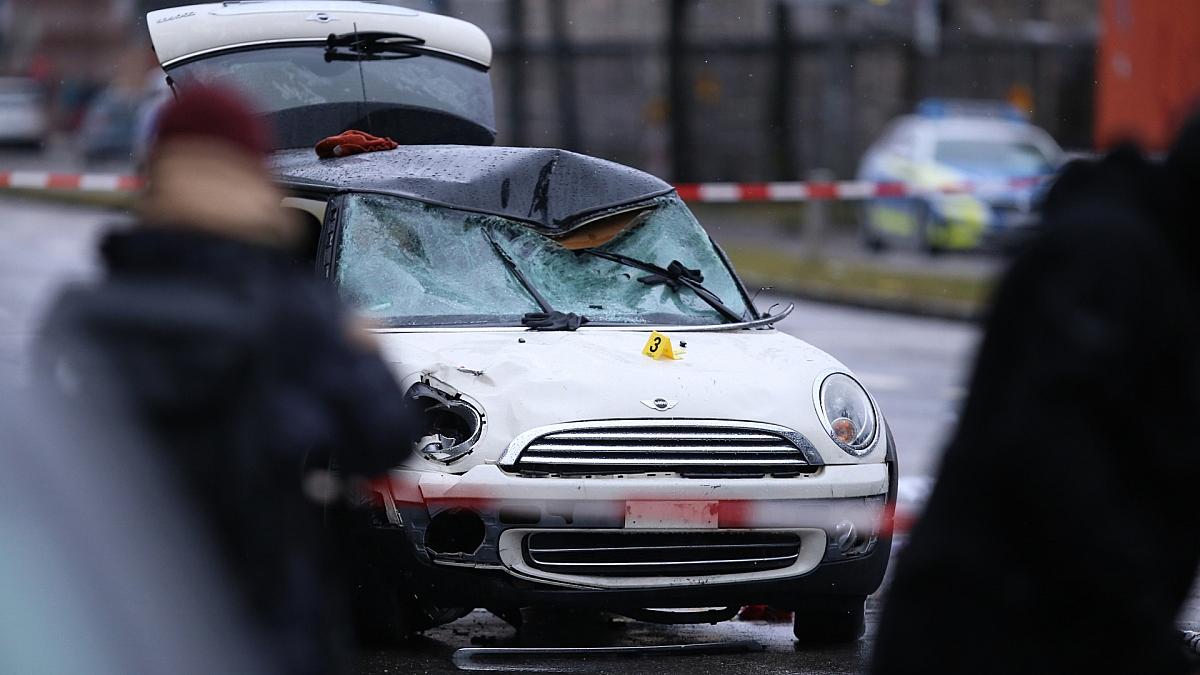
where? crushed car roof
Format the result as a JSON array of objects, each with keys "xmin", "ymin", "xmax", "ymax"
[{"xmin": 271, "ymin": 145, "xmax": 675, "ymax": 234}]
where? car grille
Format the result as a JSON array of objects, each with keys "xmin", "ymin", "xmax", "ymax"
[
  {"xmin": 523, "ymin": 531, "xmax": 803, "ymax": 577},
  {"xmin": 503, "ymin": 420, "xmax": 822, "ymax": 477}
]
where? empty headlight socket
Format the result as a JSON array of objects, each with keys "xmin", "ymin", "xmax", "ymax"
[
  {"xmin": 406, "ymin": 375, "xmax": 486, "ymax": 464},
  {"xmin": 425, "ymin": 508, "xmax": 486, "ymax": 556}
]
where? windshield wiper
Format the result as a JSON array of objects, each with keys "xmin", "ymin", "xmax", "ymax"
[
  {"xmin": 325, "ymin": 31, "xmax": 426, "ymax": 62},
  {"xmin": 481, "ymin": 227, "xmax": 589, "ymax": 331},
  {"xmin": 581, "ymin": 250, "xmax": 743, "ymax": 323}
]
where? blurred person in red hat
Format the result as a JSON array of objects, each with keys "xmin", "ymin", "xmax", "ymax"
[
  {"xmin": 37, "ymin": 84, "xmax": 415, "ymax": 675},
  {"xmin": 138, "ymin": 83, "xmax": 296, "ymax": 245}
]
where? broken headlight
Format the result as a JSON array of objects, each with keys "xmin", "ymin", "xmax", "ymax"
[
  {"xmin": 817, "ymin": 373, "xmax": 877, "ymax": 457},
  {"xmin": 406, "ymin": 377, "xmax": 485, "ymax": 464}
]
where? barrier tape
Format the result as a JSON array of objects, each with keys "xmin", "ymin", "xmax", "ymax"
[
  {"xmin": 0, "ymin": 170, "xmax": 1047, "ymax": 203},
  {"xmin": 673, "ymin": 176, "xmax": 1048, "ymax": 202},
  {"xmin": 0, "ymin": 171, "xmax": 142, "ymax": 192}
]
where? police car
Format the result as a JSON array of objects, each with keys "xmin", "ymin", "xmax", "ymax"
[
  {"xmin": 857, "ymin": 99, "xmax": 1064, "ymax": 253},
  {"xmin": 148, "ymin": 1, "xmax": 897, "ymax": 644}
]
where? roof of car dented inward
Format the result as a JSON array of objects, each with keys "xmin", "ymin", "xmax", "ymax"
[{"xmin": 271, "ymin": 145, "xmax": 675, "ymax": 234}]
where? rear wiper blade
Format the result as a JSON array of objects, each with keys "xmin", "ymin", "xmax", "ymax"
[
  {"xmin": 581, "ymin": 250, "xmax": 743, "ymax": 323},
  {"xmin": 481, "ymin": 227, "xmax": 588, "ymax": 331},
  {"xmin": 325, "ymin": 31, "xmax": 426, "ymax": 61}
]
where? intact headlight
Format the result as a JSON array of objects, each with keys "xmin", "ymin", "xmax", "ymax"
[{"xmin": 817, "ymin": 373, "xmax": 878, "ymax": 457}]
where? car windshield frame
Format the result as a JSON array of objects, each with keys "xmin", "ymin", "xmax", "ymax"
[{"xmin": 329, "ymin": 192, "xmax": 758, "ymax": 329}]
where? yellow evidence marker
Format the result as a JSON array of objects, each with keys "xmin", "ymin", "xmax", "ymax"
[{"xmin": 642, "ymin": 330, "xmax": 683, "ymax": 360}]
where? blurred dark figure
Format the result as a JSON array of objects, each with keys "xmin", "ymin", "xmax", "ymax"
[
  {"xmin": 37, "ymin": 85, "xmax": 412, "ymax": 675},
  {"xmin": 0, "ymin": 380, "xmax": 272, "ymax": 675},
  {"xmin": 873, "ymin": 113, "xmax": 1200, "ymax": 675}
]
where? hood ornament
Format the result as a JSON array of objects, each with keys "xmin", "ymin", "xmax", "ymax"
[{"xmin": 641, "ymin": 398, "xmax": 678, "ymax": 412}]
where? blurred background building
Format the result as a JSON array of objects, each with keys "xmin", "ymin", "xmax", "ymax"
[{"xmin": 0, "ymin": 1, "xmax": 1194, "ymax": 181}]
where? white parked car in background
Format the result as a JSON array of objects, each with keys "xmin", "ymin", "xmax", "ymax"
[
  {"xmin": 148, "ymin": 1, "xmax": 897, "ymax": 644},
  {"xmin": 0, "ymin": 77, "xmax": 47, "ymax": 148}
]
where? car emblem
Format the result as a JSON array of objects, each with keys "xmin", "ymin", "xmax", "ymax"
[
  {"xmin": 307, "ymin": 12, "xmax": 338, "ymax": 23},
  {"xmin": 641, "ymin": 398, "xmax": 678, "ymax": 412}
]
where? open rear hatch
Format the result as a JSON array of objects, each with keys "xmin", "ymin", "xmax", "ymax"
[{"xmin": 147, "ymin": 2, "xmax": 496, "ymax": 148}]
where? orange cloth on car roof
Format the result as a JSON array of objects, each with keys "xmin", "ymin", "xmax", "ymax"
[{"xmin": 314, "ymin": 130, "xmax": 399, "ymax": 159}]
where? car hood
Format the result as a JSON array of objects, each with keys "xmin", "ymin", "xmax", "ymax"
[{"xmin": 375, "ymin": 328, "xmax": 886, "ymax": 473}]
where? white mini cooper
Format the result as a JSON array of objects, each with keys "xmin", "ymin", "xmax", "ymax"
[{"xmin": 149, "ymin": 1, "xmax": 896, "ymax": 644}]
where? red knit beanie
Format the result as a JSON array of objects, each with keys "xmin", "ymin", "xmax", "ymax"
[{"xmin": 152, "ymin": 84, "xmax": 272, "ymax": 158}]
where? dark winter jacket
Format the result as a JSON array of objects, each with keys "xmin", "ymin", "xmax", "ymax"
[
  {"xmin": 872, "ymin": 118, "xmax": 1200, "ymax": 675},
  {"xmin": 38, "ymin": 227, "xmax": 414, "ymax": 675}
]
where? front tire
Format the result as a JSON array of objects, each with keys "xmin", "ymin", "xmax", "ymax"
[
  {"xmin": 859, "ymin": 206, "xmax": 889, "ymax": 253},
  {"xmin": 913, "ymin": 200, "xmax": 946, "ymax": 256},
  {"xmin": 792, "ymin": 596, "xmax": 866, "ymax": 645}
]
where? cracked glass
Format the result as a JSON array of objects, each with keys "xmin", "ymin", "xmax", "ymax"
[{"xmin": 335, "ymin": 194, "xmax": 750, "ymax": 326}]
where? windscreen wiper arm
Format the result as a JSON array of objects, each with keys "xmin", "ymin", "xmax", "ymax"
[
  {"xmin": 325, "ymin": 31, "xmax": 426, "ymax": 61},
  {"xmin": 482, "ymin": 227, "xmax": 588, "ymax": 331},
  {"xmin": 581, "ymin": 250, "xmax": 743, "ymax": 323}
]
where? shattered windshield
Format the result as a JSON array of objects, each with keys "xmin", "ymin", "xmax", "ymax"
[{"xmin": 335, "ymin": 194, "xmax": 751, "ymax": 327}]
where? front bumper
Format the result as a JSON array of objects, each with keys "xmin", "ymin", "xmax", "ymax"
[
  {"xmin": 374, "ymin": 461, "xmax": 893, "ymax": 607},
  {"xmin": 366, "ymin": 525, "xmax": 891, "ymax": 612}
]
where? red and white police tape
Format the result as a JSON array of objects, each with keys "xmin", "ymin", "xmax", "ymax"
[
  {"xmin": 673, "ymin": 175, "xmax": 1047, "ymax": 202},
  {"xmin": 0, "ymin": 171, "xmax": 142, "ymax": 193},
  {"xmin": 0, "ymin": 170, "xmax": 1047, "ymax": 203}
]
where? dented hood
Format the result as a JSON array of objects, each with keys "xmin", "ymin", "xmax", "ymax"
[{"xmin": 375, "ymin": 328, "xmax": 882, "ymax": 470}]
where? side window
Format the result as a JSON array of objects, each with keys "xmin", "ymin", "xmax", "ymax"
[
  {"xmin": 280, "ymin": 196, "xmax": 328, "ymax": 270},
  {"xmin": 887, "ymin": 125, "xmax": 916, "ymax": 161}
]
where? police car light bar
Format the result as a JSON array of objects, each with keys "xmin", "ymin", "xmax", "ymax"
[{"xmin": 916, "ymin": 98, "xmax": 1028, "ymax": 122}]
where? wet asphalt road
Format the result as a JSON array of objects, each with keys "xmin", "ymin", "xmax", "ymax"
[{"xmin": 3, "ymin": 196, "xmax": 1197, "ymax": 674}]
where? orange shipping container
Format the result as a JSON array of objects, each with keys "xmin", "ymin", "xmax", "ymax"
[{"xmin": 1096, "ymin": 0, "xmax": 1200, "ymax": 152}]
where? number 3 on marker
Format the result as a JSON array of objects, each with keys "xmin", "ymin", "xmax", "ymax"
[{"xmin": 642, "ymin": 331, "xmax": 677, "ymax": 360}]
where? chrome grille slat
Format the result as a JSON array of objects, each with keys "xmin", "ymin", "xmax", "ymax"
[
  {"xmin": 506, "ymin": 420, "xmax": 822, "ymax": 476},
  {"xmin": 532, "ymin": 542, "xmax": 800, "ymax": 554},
  {"xmin": 531, "ymin": 555, "xmax": 799, "ymax": 569},
  {"xmin": 524, "ymin": 531, "xmax": 803, "ymax": 577},
  {"xmin": 527, "ymin": 443, "xmax": 800, "ymax": 453},
  {"xmin": 518, "ymin": 456, "xmax": 809, "ymax": 466},
  {"xmin": 548, "ymin": 431, "xmax": 781, "ymax": 442}
]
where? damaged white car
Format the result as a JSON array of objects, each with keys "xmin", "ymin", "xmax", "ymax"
[{"xmin": 148, "ymin": 1, "xmax": 897, "ymax": 644}]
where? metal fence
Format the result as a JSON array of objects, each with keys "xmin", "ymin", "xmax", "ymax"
[
  {"xmin": 24, "ymin": 0, "xmax": 1097, "ymax": 183},
  {"xmin": 479, "ymin": 0, "xmax": 1097, "ymax": 182}
]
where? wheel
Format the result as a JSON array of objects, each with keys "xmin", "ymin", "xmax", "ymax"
[
  {"xmin": 858, "ymin": 206, "xmax": 889, "ymax": 253},
  {"xmin": 792, "ymin": 596, "xmax": 866, "ymax": 645},
  {"xmin": 913, "ymin": 200, "xmax": 945, "ymax": 255},
  {"xmin": 351, "ymin": 585, "xmax": 417, "ymax": 647},
  {"xmin": 339, "ymin": 517, "xmax": 469, "ymax": 645},
  {"xmin": 863, "ymin": 229, "xmax": 888, "ymax": 253},
  {"xmin": 351, "ymin": 582, "xmax": 471, "ymax": 645}
]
